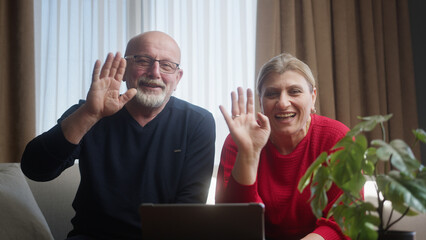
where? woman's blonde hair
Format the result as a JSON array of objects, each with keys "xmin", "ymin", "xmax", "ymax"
[{"xmin": 256, "ymin": 52, "xmax": 316, "ymax": 96}]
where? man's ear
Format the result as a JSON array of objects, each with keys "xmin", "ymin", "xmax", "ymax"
[
  {"xmin": 174, "ymin": 69, "xmax": 183, "ymax": 91},
  {"xmin": 177, "ymin": 69, "xmax": 183, "ymax": 81}
]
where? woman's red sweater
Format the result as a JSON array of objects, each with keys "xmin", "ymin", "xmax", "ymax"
[{"xmin": 216, "ymin": 114, "xmax": 350, "ymax": 240}]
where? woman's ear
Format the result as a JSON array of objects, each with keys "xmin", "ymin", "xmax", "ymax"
[
  {"xmin": 311, "ymin": 87, "xmax": 317, "ymax": 113},
  {"xmin": 312, "ymin": 87, "xmax": 317, "ymax": 104}
]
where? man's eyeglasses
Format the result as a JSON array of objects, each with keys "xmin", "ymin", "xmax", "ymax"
[{"xmin": 124, "ymin": 55, "xmax": 180, "ymax": 74}]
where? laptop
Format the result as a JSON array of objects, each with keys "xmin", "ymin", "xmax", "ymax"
[{"xmin": 139, "ymin": 203, "xmax": 265, "ymax": 240}]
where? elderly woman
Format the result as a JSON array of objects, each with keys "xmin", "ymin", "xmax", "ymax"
[{"xmin": 216, "ymin": 53, "xmax": 349, "ymax": 240}]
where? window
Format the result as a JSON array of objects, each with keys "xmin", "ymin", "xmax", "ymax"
[{"xmin": 34, "ymin": 0, "xmax": 257, "ymax": 203}]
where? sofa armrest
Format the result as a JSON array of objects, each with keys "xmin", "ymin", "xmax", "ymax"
[{"xmin": 0, "ymin": 163, "xmax": 53, "ymax": 240}]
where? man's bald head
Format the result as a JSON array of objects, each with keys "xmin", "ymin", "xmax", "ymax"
[{"xmin": 125, "ymin": 31, "xmax": 181, "ymax": 63}]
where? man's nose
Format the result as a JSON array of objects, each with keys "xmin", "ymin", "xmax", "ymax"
[{"xmin": 147, "ymin": 61, "xmax": 161, "ymax": 78}]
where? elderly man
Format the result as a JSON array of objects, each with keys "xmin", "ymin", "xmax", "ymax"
[{"xmin": 21, "ymin": 31, "xmax": 215, "ymax": 240}]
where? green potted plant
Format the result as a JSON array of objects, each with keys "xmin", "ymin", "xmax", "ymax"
[{"xmin": 298, "ymin": 114, "xmax": 426, "ymax": 240}]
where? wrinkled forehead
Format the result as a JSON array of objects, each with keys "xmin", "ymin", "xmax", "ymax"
[
  {"xmin": 260, "ymin": 70, "xmax": 313, "ymax": 93},
  {"xmin": 125, "ymin": 32, "xmax": 181, "ymax": 63}
]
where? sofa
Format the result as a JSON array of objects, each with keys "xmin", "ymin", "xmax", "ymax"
[
  {"xmin": 0, "ymin": 163, "xmax": 53, "ymax": 240},
  {"xmin": 0, "ymin": 163, "xmax": 79, "ymax": 240},
  {"xmin": 1, "ymin": 163, "xmax": 425, "ymax": 240},
  {"xmin": 26, "ymin": 164, "xmax": 80, "ymax": 239}
]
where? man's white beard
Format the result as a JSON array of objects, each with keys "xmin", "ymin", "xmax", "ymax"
[{"xmin": 133, "ymin": 88, "xmax": 167, "ymax": 108}]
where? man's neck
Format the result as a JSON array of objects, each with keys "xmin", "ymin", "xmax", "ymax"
[{"xmin": 125, "ymin": 98, "xmax": 169, "ymax": 127}]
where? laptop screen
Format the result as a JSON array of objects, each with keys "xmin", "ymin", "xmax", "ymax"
[{"xmin": 139, "ymin": 203, "xmax": 265, "ymax": 240}]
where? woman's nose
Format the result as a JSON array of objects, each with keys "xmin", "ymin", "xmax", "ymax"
[{"xmin": 276, "ymin": 94, "xmax": 291, "ymax": 109}]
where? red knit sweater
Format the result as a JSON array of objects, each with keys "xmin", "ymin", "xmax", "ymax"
[{"xmin": 216, "ymin": 114, "xmax": 350, "ymax": 240}]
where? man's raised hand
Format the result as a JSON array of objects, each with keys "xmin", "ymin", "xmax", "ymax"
[{"xmin": 85, "ymin": 52, "xmax": 137, "ymax": 120}]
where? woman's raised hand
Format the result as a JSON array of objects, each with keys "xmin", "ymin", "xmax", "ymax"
[
  {"xmin": 220, "ymin": 87, "xmax": 271, "ymax": 154},
  {"xmin": 219, "ymin": 87, "xmax": 270, "ymax": 184},
  {"xmin": 219, "ymin": 87, "xmax": 271, "ymax": 166}
]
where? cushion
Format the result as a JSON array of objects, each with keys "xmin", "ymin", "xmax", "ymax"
[{"xmin": 0, "ymin": 163, "xmax": 53, "ymax": 240}]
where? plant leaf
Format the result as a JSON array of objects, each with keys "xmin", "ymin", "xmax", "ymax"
[
  {"xmin": 373, "ymin": 139, "xmax": 420, "ymax": 176},
  {"xmin": 390, "ymin": 139, "xmax": 421, "ymax": 174},
  {"xmin": 335, "ymin": 201, "xmax": 380, "ymax": 239},
  {"xmin": 377, "ymin": 171, "xmax": 426, "ymax": 214},
  {"xmin": 310, "ymin": 167, "xmax": 331, "ymax": 218},
  {"xmin": 298, "ymin": 114, "xmax": 425, "ymax": 239},
  {"xmin": 363, "ymin": 147, "xmax": 377, "ymax": 176},
  {"xmin": 330, "ymin": 135, "xmax": 366, "ymax": 195},
  {"xmin": 332, "ymin": 204, "xmax": 347, "ymax": 231},
  {"xmin": 298, "ymin": 152, "xmax": 328, "ymax": 193},
  {"xmin": 347, "ymin": 114, "xmax": 393, "ymax": 137},
  {"xmin": 358, "ymin": 222, "xmax": 379, "ymax": 240},
  {"xmin": 372, "ymin": 139, "xmax": 391, "ymax": 161},
  {"xmin": 412, "ymin": 129, "xmax": 426, "ymax": 144},
  {"xmin": 359, "ymin": 114, "xmax": 393, "ymax": 122},
  {"xmin": 340, "ymin": 173, "xmax": 366, "ymax": 198}
]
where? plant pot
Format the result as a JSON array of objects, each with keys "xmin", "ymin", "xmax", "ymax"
[{"xmin": 378, "ymin": 230, "xmax": 416, "ymax": 240}]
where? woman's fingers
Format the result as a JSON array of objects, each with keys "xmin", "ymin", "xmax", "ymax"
[
  {"xmin": 246, "ymin": 88, "xmax": 254, "ymax": 115},
  {"xmin": 219, "ymin": 105, "xmax": 233, "ymax": 127},
  {"xmin": 237, "ymin": 87, "xmax": 245, "ymax": 115},
  {"xmin": 231, "ymin": 87, "xmax": 252, "ymax": 118},
  {"xmin": 231, "ymin": 91, "xmax": 239, "ymax": 117},
  {"xmin": 222, "ymin": 87, "xmax": 257, "ymax": 128},
  {"xmin": 257, "ymin": 112, "xmax": 270, "ymax": 131}
]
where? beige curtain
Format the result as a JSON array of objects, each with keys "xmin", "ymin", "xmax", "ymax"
[
  {"xmin": 255, "ymin": 0, "xmax": 419, "ymax": 155},
  {"xmin": 0, "ymin": 0, "xmax": 35, "ymax": 163}
]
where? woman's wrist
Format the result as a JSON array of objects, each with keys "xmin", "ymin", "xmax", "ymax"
[{"xmin": 231, "ymin": 151, "xmax": 261, "ymax": 185}]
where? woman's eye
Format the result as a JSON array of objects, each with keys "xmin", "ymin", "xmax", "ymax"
[
  {"xmin": 264, "ymin": 92, "xmax": 278, "ymax": 98},
  {"xmin": 289, "ymin": 89, "xmax": 302, "ymax": 95}
]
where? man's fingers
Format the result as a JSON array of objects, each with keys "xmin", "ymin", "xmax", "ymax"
[
  {"xmin": 114, "ymin": 58, "xmax": 127, "ymax": 82},
  {"xmin": 99, "ymin": 53, "xmax": 114, "ymax": 79},
  {"xmin": 119, "ymin": 88, "xmax": 137, "ymax": 106},
  {"xmin": 109, "ymin": 52, "xmax": 123, "ymax": 78},
  {"xmin": 92, "ymin": 60, "xmax": 101, "ymax": 83}
]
